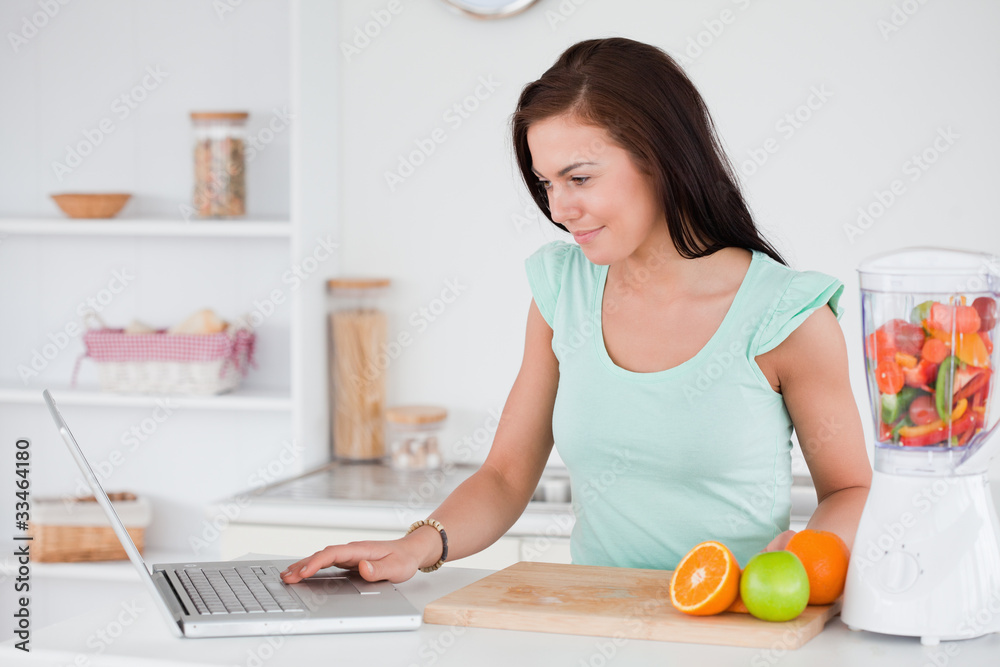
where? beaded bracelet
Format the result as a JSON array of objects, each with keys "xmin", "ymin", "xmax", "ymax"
[{"xmin": 406, "ymin": 518, "xmax": 448, "ymax": 572}]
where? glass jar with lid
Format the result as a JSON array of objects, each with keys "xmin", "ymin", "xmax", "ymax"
[
  {"xmin": 385, "ymin": 406, "xmax": 447, "ymax": 470},
  {"xmin": 327, "ymin": 278, "xmax": 391, "ymax": 461},
  {"xmin": 190, "ymin": 111, "xmax": 248, "ymax": 218}
]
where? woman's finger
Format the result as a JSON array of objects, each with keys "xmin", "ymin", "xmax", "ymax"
[{"xmin": 280, "ymin": 543, "xmax": 379, "ymax": 582}]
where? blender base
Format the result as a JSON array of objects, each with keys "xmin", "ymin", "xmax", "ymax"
[{"xmin": 841, "ymin": 469, "xmax": 1000, "ymax": 642}]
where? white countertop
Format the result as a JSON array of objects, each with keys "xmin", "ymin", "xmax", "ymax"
[{"xmin": 4, "ymin": 555, "xmax": 999, "ymax": 666}]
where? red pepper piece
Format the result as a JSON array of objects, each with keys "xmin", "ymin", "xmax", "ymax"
[
  {"xmin": 903, "ymin": 359, "xmax": 938, "ymax": 389},
  {"xmin": 954, "ymin": 369, "xmax": 991, "ymax": 404},
  {"xmin": 879, "ymin": 421, "xmax": 893, "ymax": 441}
]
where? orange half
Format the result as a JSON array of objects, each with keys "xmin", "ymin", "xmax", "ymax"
[{"xmin": 669, "ymin": 541, "xmax": 740, "ymax": 616}]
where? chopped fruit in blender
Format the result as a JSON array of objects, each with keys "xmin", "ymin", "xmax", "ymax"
[
  {"xmin": 879, "ymin": 421, "xmax": 893, "ymax": 441},
  {"xmin": 898, "ymin": 409, "xmax": 978, "ymax": 447},
  {"xmin": 973, "ymin": 296, "xmax": 997, "ymax": 331},
  {"xmin": 874, "ymin": 296, "xmax": 994, "ymax": 447},
  {"xmin": 882, "ymin": 386, "xmax": 923, "ymax": 424},
  {"xmin": 928, "ymin": 303, "xmax": 981, "ymax": 334},
  {"xmin": 954, "ymin": 368, "xmax": 990, "ymax": 404},
  {"xmin": 865, "ymin": 330, "xmax": 894, "ymax": 362},
  {"xmin": 866, "ymin": 319, "xmax": 924, "ymax": 360},
  {"xmin": 876, "ymin": 359, "xmax": 905, "ymax": 395},
  {"xmin": 910, "ymin": 300, "xmax": 935, "ymax": 325},
  {"xmin": 903, "ymin": 359, "xmax": 938, "ymax": 390},
  {"xmin": 921, "ymin": 338, "xmax": 949, "ymax": 364},
  {"xmin": 907, "ymin": 394, "xmax": 938, "ymax": 426},
  {"xmin": 935, "ymin": 356, "xmax": 958, "ymax": 421},
  {"xmin": 955, "ymin": 333, "xmax": 990, "ymax": 367},
  {"xmin": 887, "ymin": 319, "xmax": 926, "ymax": 356}
]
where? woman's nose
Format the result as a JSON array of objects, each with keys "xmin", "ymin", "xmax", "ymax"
[{"xmin": 547, "ymin": 186, "xmax": 579, "ymax": 224}]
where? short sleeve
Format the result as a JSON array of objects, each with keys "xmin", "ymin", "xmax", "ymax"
[
  {"xmin": 524, "ymin": 241, "xmax": 574, "ymax": 328},
  {"xmin": 755, "ymin": 271, "xmax": 845, "ymax": 356}
]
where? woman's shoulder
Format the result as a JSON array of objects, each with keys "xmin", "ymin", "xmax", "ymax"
[
  {"xmin": 750, "ymin": 250, "xmax": 842, "ymax": 298},
  {"xmin": 747, "ymin": 250, "xmax": 846, "ymax": 356},
  {"xmin": 525, "ymin": 240, "xmax": 591, "ymax": 282},
  {"xmin": 524, "ymin": 240, "xmax": 589, "ymax": 328}
]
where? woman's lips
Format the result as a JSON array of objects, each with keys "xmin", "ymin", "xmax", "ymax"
[{"xmin": 572, "ymin": 227, "xmax": 603, "ymax": 244}]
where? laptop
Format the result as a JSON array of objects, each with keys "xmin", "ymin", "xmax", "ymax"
[{"xmin": 42, "ymin": 389, "xmax": 422, "ymax": 638}]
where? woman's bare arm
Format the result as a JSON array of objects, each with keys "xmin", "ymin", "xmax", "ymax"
[
  {"xmin": 760, "ymin": 306, "xmax": 872, "ymax": 551},
  {"xmin": 282, "ymin": 299, "xmax": 560, "ymax": 582}
]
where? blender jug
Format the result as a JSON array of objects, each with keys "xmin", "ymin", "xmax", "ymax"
[
  {"xmin": 842, "ymin": 247, "xmax": 1000, "ymax": 644},
  {"xmin": 860, "ymin": 248, "xmax": 1000, "ymax": 469}
]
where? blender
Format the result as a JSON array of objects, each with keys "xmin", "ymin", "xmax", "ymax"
[{"xmin": 842, "ymin": 247, "xmax": 1000, "ymax": 645}]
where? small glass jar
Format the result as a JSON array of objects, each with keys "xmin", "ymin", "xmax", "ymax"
[
  {"xmin": 190, "ymin": 111, "xmax": 248, "ymax": 218},
  {"xmin": 385, "ymin": 406, "xmax": 447, "ymax": 470},
  {"xmin": 327, "ymin": 278, "xmax": 391, "ymax": 461}
]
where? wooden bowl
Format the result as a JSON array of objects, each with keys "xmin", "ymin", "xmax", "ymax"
[{"xmin": 51, "ymin": 193, "xmax": 131, "ymax": 219}]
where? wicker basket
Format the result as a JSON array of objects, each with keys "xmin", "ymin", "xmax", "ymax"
[
  {"xmin": 51, "ymin": 193, "xmax": 131, "ymax": 219},
  {"xmin": 28, "ymin": 493, "xmax": 151, "ymax": 563},
  {"xmin": 72, "ymin": 314, "xmax": 256, "ymax": 395}
]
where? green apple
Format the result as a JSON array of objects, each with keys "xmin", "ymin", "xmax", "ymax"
[{"xmin": 740, "ymin": 551, "xmax": 810, "ymax": 622}]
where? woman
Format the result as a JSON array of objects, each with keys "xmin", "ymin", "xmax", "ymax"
[{"xmin": 282, "ymin": 38, "xmax": 871, "ymax": 584}]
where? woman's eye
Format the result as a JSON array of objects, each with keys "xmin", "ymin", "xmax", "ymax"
[
  {"xmin": 570, "ymin": 176, "xmax": 589, "ymax": 186},
  {"xmin": 536, "ymin": 180, "xmax": 552, "ymax": 192}
]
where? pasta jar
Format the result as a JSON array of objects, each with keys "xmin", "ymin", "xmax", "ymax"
[
  {"xmin": 190, "ymin": 111, "xmax": 248, "ymax": 218},
  {"xmin": 385, "ymin": 406, "xmax": 447, "ymax": 470},
  {"xmin": 327, "ymin": 278, "xmax": 391, "ymax": 461}
]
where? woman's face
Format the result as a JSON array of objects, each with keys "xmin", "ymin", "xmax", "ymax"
[{"xmin": 527, "ymin": 114, "xmax": 668, "ymax": 266}]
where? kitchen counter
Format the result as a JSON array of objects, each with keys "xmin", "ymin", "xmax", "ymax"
[{"xmin": 3, "ymin": 556, "xmax": 999, "ymax": 667}]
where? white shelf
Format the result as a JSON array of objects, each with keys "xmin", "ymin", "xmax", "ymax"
[
  {"xmin": 0, "ymin": 217, "xmax": 292, "ymax": 238},
  {"xmin": 0, "ymin": 385, "xmax": 293, "ymax": 411}
]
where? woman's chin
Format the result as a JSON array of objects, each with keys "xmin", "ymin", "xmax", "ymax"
[{"xmin": 577, "ymin": 244, "xmax": 616, "ymax": 267}]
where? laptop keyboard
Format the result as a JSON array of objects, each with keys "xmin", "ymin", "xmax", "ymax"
[{"xmin": 176, "ymin": 565, "xmax": 304, "ymax": 615}]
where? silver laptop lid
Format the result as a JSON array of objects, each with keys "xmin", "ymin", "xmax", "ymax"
[{"xmin": 42, "ymin": 389, "xmax": 183, "ymax": 636}]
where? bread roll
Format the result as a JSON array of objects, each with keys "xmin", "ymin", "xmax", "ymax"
[{"xmin": 168, "ymin": 309, "xmax": 228, "ymax": 335}]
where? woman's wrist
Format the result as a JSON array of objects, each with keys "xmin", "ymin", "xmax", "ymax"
[{"xmin": 404, "ymin": 523, "xmax": 446, "ymax": 570}]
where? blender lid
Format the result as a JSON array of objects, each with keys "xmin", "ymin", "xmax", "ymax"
[{"xmin": 858, "ymin": 247, "xmax": 1000, "ymax": 294}]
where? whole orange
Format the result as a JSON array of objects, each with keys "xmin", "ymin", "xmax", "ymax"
[{"xmin": 785, "ymin": 529, "xmax": 851, "ymax": 605}]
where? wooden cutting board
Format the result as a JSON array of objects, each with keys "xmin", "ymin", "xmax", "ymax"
[{"xmin": 424, "ymin": 561, "xmax": 841, "ymax": 649}]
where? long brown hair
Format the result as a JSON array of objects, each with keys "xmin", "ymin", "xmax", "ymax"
[{"xmin": 511, "ymin": 37, "xmax": 786, "ymax": 265}]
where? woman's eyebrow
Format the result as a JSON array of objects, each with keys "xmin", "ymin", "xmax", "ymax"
[{"xmin": 531, "ymin": 161, "xmax": 597, "ymax": 178}]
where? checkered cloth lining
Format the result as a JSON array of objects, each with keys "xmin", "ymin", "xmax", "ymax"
[{"xmin": 71, "ymin": 328, "xmax": 256, "ymax": 386}]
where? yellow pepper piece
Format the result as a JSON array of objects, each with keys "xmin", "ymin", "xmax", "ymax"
[
  {"xmin": 955, "ymin": 333, "xmax": 989, "ymax": 366},
  {"xmin": 895, "ymin": 352, "xmax": 918, "ymax": 369},
  {"xmin": 951, "ymin": 398, "xmax": 968, "ymax": 421},
  {"xmin": 898, "ymin": 420, "xmax": 945, "ymax": 438}
]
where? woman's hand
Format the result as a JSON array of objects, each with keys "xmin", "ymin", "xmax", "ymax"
[
  {"xmin": 279, "ymin": 538, "xmax": 425, "ymax": 584},
  {"xmin": 762, "ymin": 529, "xmax": 796, "ymax": 552}
]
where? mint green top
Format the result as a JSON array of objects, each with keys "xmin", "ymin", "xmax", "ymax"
[{"xmin": 524, "ymin": 241, "xmax": 844, "ymax": 569}]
